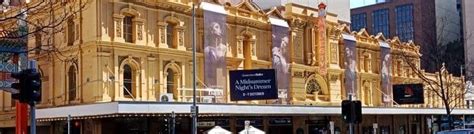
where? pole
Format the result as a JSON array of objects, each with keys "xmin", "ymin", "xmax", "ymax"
[
  {"xmin": 191, "ymin": 3, "xmax": 198, "ymax": 134},
  {"xmin": 30, "ymin": 102, "xmax": 36, "ymax": 134},
  {"xmin": 15, "ymin": 102, "xmax": 28, "ymax": 134},
  {"xmin": 349, "ymin": 94, "xmax": 354, "ymax": 134},
  {"xmin": 67, "ymin": 115, "xmax": 71, "ymax": 134},
  {"xmin": 29, "ymin": 60, "xmax": 37, "ymax": 134}
]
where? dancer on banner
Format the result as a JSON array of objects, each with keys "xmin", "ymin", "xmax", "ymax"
[
  {"xmin": 344, "ymin": 36, "xmax": 357, "ymax": 99},
  {"xmin": 272, "ymin": 25, "xmax": 290, "ymax": 103},
  {"xmin": 203, "ymin": 6, "xmax": 227, "ymax": 103}
]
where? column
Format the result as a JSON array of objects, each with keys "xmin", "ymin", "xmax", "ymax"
[
  {"xmin": 157, "ymin": 22, "xmax": 168, "ymax": 48},
  {"xmin": 176, "ymin": 26, "xmax": 186, "ymax": 50},
  {"xmin": 236, "ymin": 36, "xmax": 244, "ymax": 58},
  {"xmin": 133, "ymin": 18, "xmax": 145, "ymax": 45},
  {"xmin": 113, "ymin": 14, "xmax": 125, "ymax": 42}
]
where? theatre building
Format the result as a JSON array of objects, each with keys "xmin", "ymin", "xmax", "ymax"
[{"xmin": 0, "ymin": 0, "xmax": 471, "ymax": 134}]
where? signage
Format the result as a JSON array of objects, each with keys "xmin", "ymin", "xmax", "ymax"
[
  {"xmin": 229, "ymin": 69, "xmax": 278, "ymax": 101},
  {"xmin": 269, "ymin": 118, "xmax": 292, "ymax": 125},
  {"xmin": 393, "ymin": 84, "xmax": 424, "ymax": 104},
  {"xmin": 236, "ymin": 119, "xmax": 263, "ymax": 126},
  {"xmin": 198, "ymin": 121, "xmax": 215, "ymax": 127}
]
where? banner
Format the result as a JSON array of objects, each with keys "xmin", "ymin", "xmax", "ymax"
[
  {"xmin": 393, "ymin": 84, "xmax": 424, "ymax": 104},
  {"xmin": 202, "ymin": 2, "xmax": 227, "ymax": 103},
  {"xmin": 229, "ymin": 69, "xmax": 278, "ymax": 101},
  {"xmin": 380, "ymin": 41, "xmax": 392, "ymax": 103},
  {"xmin": 270, "ymin": 18, "xmax": 289, "ymax": 103},
  {"xmin": 343, "ymin": 34, "xmax": 357, "ymax": 99}
]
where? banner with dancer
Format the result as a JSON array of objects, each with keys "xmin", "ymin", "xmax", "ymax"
[
  {"xmin": 270, "ymin": 17, "xmax": 289, "ymax": 104},
  {"xmin": 380, "ymin": 41, "xmax": 392, "ymax": 103},
  {"xmin": 343, "ymin": 34, "xmax": 357, "ymax": 99},
  {"xmin": 202, "ymin": 2, "xmax": 227, "ymax": 103}
]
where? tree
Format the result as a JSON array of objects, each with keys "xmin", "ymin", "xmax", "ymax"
[
  {"xmin": 0, "ymin": 0, "xmax": 89, "ymax": 54},
  {"xmin": 400, "ymin": 15, "xmax": 469, "ymax": 130}
]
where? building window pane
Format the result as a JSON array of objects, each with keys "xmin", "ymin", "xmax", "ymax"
[
  {"xmin": 351, "ymin": 13, "xmax": 367, "ymax": 31},
  {"xmin": 123, "ymin": 65, "xmax": 132, "ymax": 96},
  {"xmin": 166, "ymin": 24, "xmax": 175, "ymax": 48},
  {"xmin": 68, "ymin": 66, "xmax": 76, "ymax": 101},
  {"xmin": 67, "ymin": 18, "xmax": 75, "ymax": 46},
  {"xmin": 166, "ymin": 69, "xmax": 174, "ymax": 94},
  {"xmin": 396, "ymin": 4, "xmax": 414, "ymax": 42},
  {"xmin": 372, "ymin": 9, "xmax": 390, "ymax": 36},
  {"xmin": 123, "ymin": 16, "xmax": 133, "ymax": 43}
]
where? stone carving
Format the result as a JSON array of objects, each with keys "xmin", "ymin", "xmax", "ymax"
[
  {"xmin": 137, "ymin": 24, "xmax": 143, "ymax": 40},
  {"xmin": 116, "ymin": 20, "xmax": 122, "ymax": 37},
  {"xmin": 306, "ymin": 79, "xmax": 321, "ymax": 94}
]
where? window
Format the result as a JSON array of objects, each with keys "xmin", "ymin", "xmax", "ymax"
[
  {"xmin": 35, "ymin": 33, "xmax": 41, "ymax": 54},
  {"xmin": 166, "ymin": 69, "xmax": 175, "ymax": 94},
  {"xmin": 372, "ymin": 9, "xmax": 390, "ymax": 36},
  {"xmin": 68, "ymin": 66, "xmax": 77, "ymax": 101},
  {"xmin": 123, "ymin": 16, "xmax": 133, "ymax": 43},
  {"xmin": 395, "ymin": 4, "xmax": 414, "ymax": 42},
  {"xmin": 123, "ymin": 65, "xmax": 132, "ymax": 97},
  {"xmin": 351, "ymin": 13, "xmax": 367, "ymax": 31},
  {"xmin": 166, "ymin": 23, "xmax": 176, "ymax": 48},
  {"xmin": 67, "ymin": 18, "xmax": 75, "ymax": 46}
]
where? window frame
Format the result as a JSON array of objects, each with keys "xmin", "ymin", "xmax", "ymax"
[{"xmin": 123, "ymin": 16, "xmax": 134, "ymax": 43}]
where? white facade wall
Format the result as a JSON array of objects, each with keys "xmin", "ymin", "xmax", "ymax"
[{"xmin": 252, "ymin": 0, "xmax": 351, "ymax": 23}]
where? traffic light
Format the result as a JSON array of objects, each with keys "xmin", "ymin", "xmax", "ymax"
[
  {"xmin": 10, "ymin": 69, "xmax": 42, "ymax": 104},
  {"xmin": 341, "ymin": 100, "xmax": 362, "ymax": 124},
  {"xmin": 162, "ymin": 118, "xmax": 170, "ymax": 134}
]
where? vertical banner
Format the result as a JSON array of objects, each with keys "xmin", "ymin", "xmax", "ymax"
[
  {"xmin": 270, "ymin": 18, "xmax": 290, "ymax": 104},
  {"xmin": 316, "ymin": 3, "xmax": 327, "ymax": 75},
  {"xmin": 343, "ymin": 34, "xmax": 357, "ymax": 99},
  {"xmin": 380, "ymin": 41, "xmax": 392, "ymax": 103},
  {"xmin": 202, "ymin": 2, "xmax": 227, "ymax": 103}
]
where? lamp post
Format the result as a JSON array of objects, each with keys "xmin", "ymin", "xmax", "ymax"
[{"xmin": 191, "ymin": 2, "xmax": 198, "ymax": 134}]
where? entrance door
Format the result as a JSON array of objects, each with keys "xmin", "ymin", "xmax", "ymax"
[
  {"xmin": 268, "ymin": 125, "xmax": 292, "ymax": 134},
  {"xmin": 411, "ymin": 124, "xmax": 420, "ymax": 134}
]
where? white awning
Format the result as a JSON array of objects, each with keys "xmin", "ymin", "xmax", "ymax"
[
  {"xmin": 342, "ymin": 33, "xmax": 356, "ymax": 41},
  {"xmin": 200, "ymin": 2, "xmax": 226, "ymax": 15},
  {"xmin": 36, "ymin": 102, "xmax": 474, "ymax": 119},
  {"xmin": 379, "ymin": 41, "xmax": 390, "ymax": 48},
  {"xmin": 269, "ymin": 17, "xmax": 289, "ymax": 28}
]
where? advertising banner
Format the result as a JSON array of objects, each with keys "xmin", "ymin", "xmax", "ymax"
[
  {"xmin": 343, "ymin": 34, "xmax": 357, "ymax": 98},
  {"xmin": 380, "ymin": 41, "xmax": 392, "ymax": 103},
  {"xmin": 270, "ymin": 18, "xmax": 289, "ymax": 103},
  {"xmin": 393, "ymin": 84, "xmax": 424, "ymax": 104},
  {"xmin": 202, "ymin": 2, "xmax": 227, "ymax": 103},
  {"xmin": 229, "ymin": 69, "xmax": 278, "ymax": 101}
]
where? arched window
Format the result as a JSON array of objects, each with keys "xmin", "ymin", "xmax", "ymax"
[
  {"xmin": 123, "ymin": 64, "xmax": 133, "ymax": 97},
  {"xmin": 166, "ymin": 69, "xmax": 175, "ymax": 94},
  {"xmin": 68, "ymin": 66, "xmax": 77, "ymax": 101},
  {"xmin": 123, "ymin": 16, "xmax": 134, "ymax": 43}
]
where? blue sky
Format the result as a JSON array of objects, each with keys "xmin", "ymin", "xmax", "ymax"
[{"xmin": 350, "ymin": 0, "xmax": 376, "ymax": 8}]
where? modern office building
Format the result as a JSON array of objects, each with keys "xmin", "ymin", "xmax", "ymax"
[
  {"xmin": 0, "ymin": 0, "xmax": 470, "ymax": 134},
  {"xmin": 351, "ymin": 0, "xmax": 462, "ymax": 73},
  {"xmin": 462, "ymin": 0, "xmax": 474, "ymax": 108}
]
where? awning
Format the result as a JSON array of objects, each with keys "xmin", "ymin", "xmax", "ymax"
[{"xmin": 36, "ymin": 102, "xmax": 474, "ymax": 120}]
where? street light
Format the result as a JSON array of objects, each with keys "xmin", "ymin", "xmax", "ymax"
[{"xmin": 191, "ymin": 2, "xmax": 198, "ymax": 134}]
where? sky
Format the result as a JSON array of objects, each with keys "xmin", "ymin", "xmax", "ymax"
[{"xmin": 350, "ymin": 0, "xmax": 377, "ymax": 9}]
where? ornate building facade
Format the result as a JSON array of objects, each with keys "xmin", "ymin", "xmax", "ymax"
[{"xmin": 0, "ymin": 0, "xmax": 470, "ymax": 134}]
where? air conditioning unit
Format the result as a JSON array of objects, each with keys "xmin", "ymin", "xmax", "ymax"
[{"xmin": 159, "ymin": 93, "xmax": 174, "ymax": 102}]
